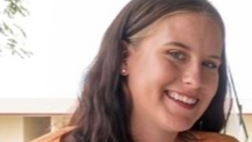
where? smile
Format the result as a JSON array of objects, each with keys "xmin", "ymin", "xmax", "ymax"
[{"xmin": 165, "ymin": 90, "xmax": 199, "ymax": 106}]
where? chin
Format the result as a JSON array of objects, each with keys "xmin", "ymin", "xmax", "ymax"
[
  {"xmin": 173, "ymin": 124, "xmax": 193, "ymax": 132},
  {"xmin": 163, "ymin": 118, "xmax": 196, "ymax": 132}
]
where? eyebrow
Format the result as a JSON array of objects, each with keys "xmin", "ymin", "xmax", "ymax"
[{"xmin": 165, "ymin": 41, "xmax": 221, "ymax": 60}]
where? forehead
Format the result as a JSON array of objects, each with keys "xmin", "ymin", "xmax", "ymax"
[
  {"xmin": 153, "ymin": 12, "xmax": 223, "ymax": 36},
  {"xmin": 157, "ymin": 11, "xmax": 222, "ymax": 30},
  {"xmin": 149, "ymin": 12, "xmax": 223, "ymax": 51}
]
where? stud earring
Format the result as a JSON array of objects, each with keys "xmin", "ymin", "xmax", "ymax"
[{"xmin": 121, "ymin": 69, "xmax": 127, "ymax": 75}]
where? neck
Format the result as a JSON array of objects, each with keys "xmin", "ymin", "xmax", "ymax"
[{"xmin": 130, "ymin": 115, "xmax": 180, "ymax": 142}]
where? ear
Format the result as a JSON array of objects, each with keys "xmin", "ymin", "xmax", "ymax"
[{"xmin": 120, "ymin": 41, "xmax": 130, "ymax": 76}]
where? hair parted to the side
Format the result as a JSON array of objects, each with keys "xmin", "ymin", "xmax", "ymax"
[{"xmin": 67, "ymin": 0, "xmax": 228, "ymax": 142}]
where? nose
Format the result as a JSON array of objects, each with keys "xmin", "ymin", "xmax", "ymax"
[{"xmin": 181, "ymin": 65, "xmax": 202, "ymax": 90}]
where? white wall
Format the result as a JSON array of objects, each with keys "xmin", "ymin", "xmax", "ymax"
[{"xmin": 0, "ymin": 1, "xmax": 252, "ymax": 112}]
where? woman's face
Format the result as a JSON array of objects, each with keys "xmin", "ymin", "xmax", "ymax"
[{"xmin": 124, "ymin": 12, "xmax": 223, "ymax": 133}]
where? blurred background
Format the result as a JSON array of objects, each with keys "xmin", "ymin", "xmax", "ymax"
[{"xmin": 0, "ymin": 0, "xmax": 251, "ymax": 141}]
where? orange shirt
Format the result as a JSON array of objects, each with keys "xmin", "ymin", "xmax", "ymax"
[
  {"xmin": 30, "ymin": 126, "xmax": 75, "ymax": 142},
  {"xmin": 31, "ymin": 126, "xmax": 239, "ymax": 142}
]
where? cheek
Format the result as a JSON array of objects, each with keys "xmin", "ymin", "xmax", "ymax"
[
  {"xmin": 146, "ymin": 58, "xmax": 180, "ymax": 85},
  {"xmin": 203, "ymin": 73, "xmax": 219, "ymax": 98},
  {"xmin": 127, "ymin": 57, "xmax": 178, "ymax": 98}
]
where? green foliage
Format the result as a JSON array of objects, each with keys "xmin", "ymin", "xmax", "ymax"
[{"xmin": 0, "ymin": 0, "xmax": 32, "ymax": 58}]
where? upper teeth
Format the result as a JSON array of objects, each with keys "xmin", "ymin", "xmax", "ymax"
[{"xmin": 169, "ymin": 91, "xmax": 197, "ymax": 105}]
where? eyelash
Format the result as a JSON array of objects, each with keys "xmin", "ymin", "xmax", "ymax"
[
  {"xmin": 168, "ymin": 50, "xmax": 219, "ymax": 69},
  {"xmin": 168, "ymin": 50, "xmax": 186, "ymax": 60},
  {"xmin": 202, "ymin": 61, "xmax": 218, "ymax": 69}
]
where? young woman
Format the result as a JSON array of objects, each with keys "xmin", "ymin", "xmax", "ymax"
[{"xmin": 32, "ymin": 0, "xmax": 238, "ymax": 141}]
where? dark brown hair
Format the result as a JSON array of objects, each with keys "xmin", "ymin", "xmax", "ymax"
[{"xmin": 67, "ymin": 0, "xmax": 227, "ymax": 142}]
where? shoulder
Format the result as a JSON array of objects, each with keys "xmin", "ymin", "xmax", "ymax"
[
  {"xmin": 191, "ymin": 131, "xmax": 239, "ymax": 142},
  {"xmin": 30, "ymin": 126, "xmax": 75, "ymax": 142}
]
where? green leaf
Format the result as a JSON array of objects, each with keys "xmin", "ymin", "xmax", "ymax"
[
  {"xmin": 0, "ymin": 26, "xmax": 8, "ymax": 36},
  {"xmin": 3, "ymin": 22, "xmax": 14, "ymax": 35},
  {"xmin": 1, "ymin": 0, "xmax": 31, "ymax": 59},
  {"xmin": 14, "ymin": 24, "xmax": 26, "ymax": 37}
]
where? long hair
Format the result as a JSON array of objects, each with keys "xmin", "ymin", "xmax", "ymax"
[{"xmin": 68, "ymin": 0, "xmax": 227, "ymax": 141}]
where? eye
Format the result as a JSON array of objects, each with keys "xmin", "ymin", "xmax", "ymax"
[
  {"xmin": 168, "ymin": 50, "xmax": 186, "ymax": 60},
  {"xmin": 202, "ymin": 61, "xmax": 218, "ymax": 69}
]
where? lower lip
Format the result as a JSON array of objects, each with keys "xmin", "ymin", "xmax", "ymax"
[{"xmin": 165, "ymin": 92, "xmax": 198, "ymax": 110}]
